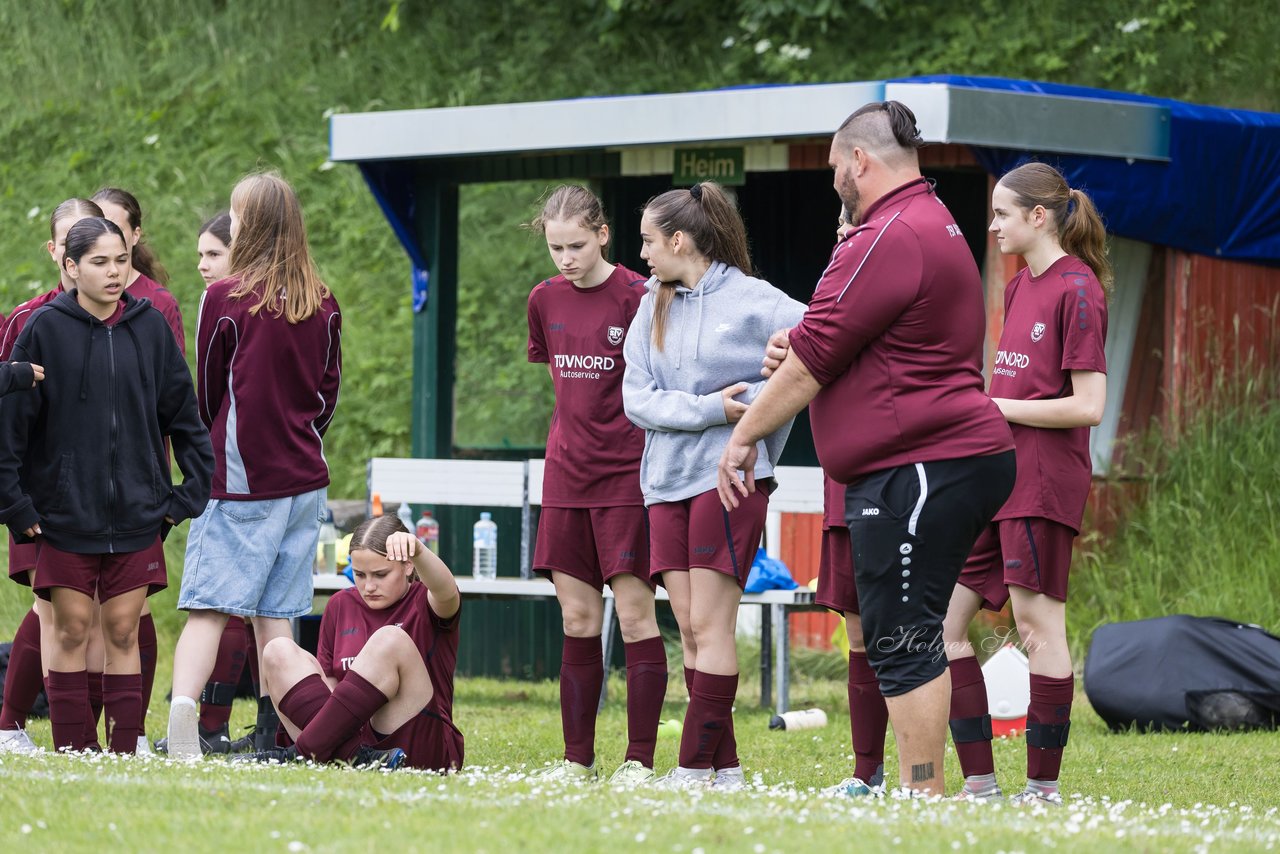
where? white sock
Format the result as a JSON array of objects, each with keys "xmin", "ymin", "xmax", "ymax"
[{"xmin": 171, "ymin": 696, "xmax": 197, "ymax": 709}]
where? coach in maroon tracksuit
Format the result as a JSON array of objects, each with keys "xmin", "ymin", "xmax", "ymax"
[{"xmin": 717, "ymin": 101, "xmax": 1015, "ymax": 797}]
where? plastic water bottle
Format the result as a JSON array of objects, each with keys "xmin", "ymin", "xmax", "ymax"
[
  {"xmin": 768, "ymin": 708, "xmax": 829, "ymax": 731},
  {"xmin": 397, "ymin": 502, "xmax": 415, "ymax": 532},
  {"xmin": 317, "ymin": 507, "xmax": 337, "ymax": 574},
  {"xmin": 472, "ymin": 512, "xmax": 497, "ymax": 580},
  {"xmin": 416, "ymin": 510, "xmax": 440, "ymax": 553}
]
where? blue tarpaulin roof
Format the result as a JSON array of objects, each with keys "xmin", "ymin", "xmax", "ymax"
[{"xmin": 902, "ymin": 75, "xmax": 1280, "ymax": 264}]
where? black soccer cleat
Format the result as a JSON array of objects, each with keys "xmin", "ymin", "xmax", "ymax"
[
  {"xmin": 154, "ymin": 722, "xmax": 234, "ymax": 756},
  {"xmin": 227, "ymin": 726, "xmax": 257, "ymax": 754},
  {"xmin": 234, "ymin": 745, "xmax": 301, "ymax": 765},
  {"xmin": 347, "ymin": 745, "xmax": 406, "ymax": 771}
]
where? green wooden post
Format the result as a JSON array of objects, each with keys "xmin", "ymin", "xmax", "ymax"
[{"xmin": 411, "ymin": 175, "xmax": 459, "ymax": 459}]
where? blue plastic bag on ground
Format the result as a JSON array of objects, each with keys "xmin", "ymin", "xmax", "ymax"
[{"xmin": 744, "ymin": 548, "xmax": 798, "ymax": 593}]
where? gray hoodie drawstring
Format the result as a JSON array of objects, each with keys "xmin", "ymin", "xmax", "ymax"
[
  {"xmin": 694, "ymin": 283, "xmax": 704, "ymax": 362},
  {"xmin": 674, "ymin": 292, "xmax": 686, "ymax": 370}
]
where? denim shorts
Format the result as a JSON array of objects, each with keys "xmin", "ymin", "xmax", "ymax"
[{"xmin": 178, "ymin": 488, "xmax": 326, "ymax": 619}]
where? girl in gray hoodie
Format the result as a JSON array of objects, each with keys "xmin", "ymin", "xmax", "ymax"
[{"xmin": 623, "ymin": 182, "xmax": 805, "ymax": 789}]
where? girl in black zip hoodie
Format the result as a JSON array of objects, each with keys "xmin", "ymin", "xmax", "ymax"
[{"xmin": 0, "ymin": 217, "xmax": 213, "ymax": 753}]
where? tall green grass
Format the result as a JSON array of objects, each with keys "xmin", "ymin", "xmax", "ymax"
[{"xmin": 1070, "ymin": 393, "xmax": 1280, "ymax": 650}]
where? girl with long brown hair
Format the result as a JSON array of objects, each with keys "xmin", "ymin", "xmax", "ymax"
[
  {"xmin": 943, "ymin": 161, "xmax": 1111, "ymax": 805},
  {"xmin": 622, "ymin": 181, "xmax": 805, "ymax": 788},
  {"xmin": 167, "ymin": 171, "xmax": 342, "ymax": 760},
  {"xmin": 242, "ymin": 515, "xmax": 463, "ymax": 771}
]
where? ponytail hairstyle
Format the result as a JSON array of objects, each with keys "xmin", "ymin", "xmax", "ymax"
[
  {"xmin": 62, "ymin": 217, "xmax": 127, "ymax": 270},
  {"xmin": 49, "ymin": 198, "xmax": 105, "ymax": 242},
  {"xmin": 998, "ymin": 162, "xmax": 1114, "ymax": 294},
  {"xmin": 527, "ymin": 185, "xmax": 609, "ymax": 246},
  {"xmin": 227, "ymin": 171, "xmax": 330, "ymax": 324},
  {"xmin": 199, "ymin": 211, "xmax": 233, "ymax": 248},
  {"xmin": 91, "ymin": 187, "xmax": 169, "ymax": 285},
  {"xmin": 642, "ymin": 181, "xmax": 752, "ymax": 350},
  {"xmin": 349, "ymin": 515, "xmax": 418, "ymax": 581}
]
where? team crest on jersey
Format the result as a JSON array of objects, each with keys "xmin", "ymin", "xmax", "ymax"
[
  {"xmin": 607, "ymin": 326, "xmax": 624, "ymax": 346},
  {"xmin": 1031, "ymin": 322, "xmax": 1046, "ymax": 342}
]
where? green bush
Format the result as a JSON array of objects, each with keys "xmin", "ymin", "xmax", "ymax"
[{"xmin": 1071, "ymin": 396, "xmax": 1280, "ymax": 650}]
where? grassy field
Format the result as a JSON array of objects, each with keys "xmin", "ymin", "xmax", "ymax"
[
  {"xmin": 3, "ymin": 677, "xmax": 1279, "ymax": 853},
  {"xmin": 3, "ymin": 399, "xmax": 1279, "ymax": 850}
]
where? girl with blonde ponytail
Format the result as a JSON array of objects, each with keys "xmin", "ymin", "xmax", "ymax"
[
  {"xmin": 942, "ymin": 162, "xmax": 1110, "ymax": 805},
  {"xmin": 622, "ymin": 181, "xmax": 806, "ymax": 789}
]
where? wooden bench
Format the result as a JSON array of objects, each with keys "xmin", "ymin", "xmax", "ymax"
[{"xmin": 359, "ymin": 457, "xmax": 829, "ymax": 712}]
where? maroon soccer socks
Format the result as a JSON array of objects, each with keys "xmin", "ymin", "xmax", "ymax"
[
  {"xmin": 1027, "ymin": 673, "xmax": 1073, "ymax": 782},
  {"xmin": 848, "ymin": 651, "xmax": 889, "ymax": 782},
  {"xmin": 623, "ymin": 636, "xmax": 667, "ymax": 767},
  {"xmin": 0, "ymin": 609, "xmax": 42, "ymax": 730},
  {"xmin": 200, "ymin": 617, "xmax": 248, "ymax": 732},
  {"xmin": 293, "ymin": 671, "xmax": 389, "ymax": 763},
  {"xmin": 679, "ymin": 671, "xmax": 738, "ymax": 770},
  {"xmin": 138, "ymin": 613, "xmax": 158, "ymax": 737},
  {"xmin": 47, "ymin": 670, "xmax": 98, "ymax": 752},
  {"xmin": 560, "ymin": 635, "xmax": 603, "ymax": 767},
  {"xmin": 948, "ymin": 655, "xmax": 996, "ymax": 777},
  {"xmin": 103, "ymin": 673, "xmax": 142, "ymax": 753}
]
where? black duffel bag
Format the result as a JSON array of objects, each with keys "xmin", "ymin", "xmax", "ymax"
[{"xmin": 1084, "ymin": 615, "xmax": 1280, "ymax": 732}]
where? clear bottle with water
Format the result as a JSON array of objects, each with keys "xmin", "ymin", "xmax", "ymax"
[
  {"xmin": 317, "ymin": 507, "xmax": 337, "ymax": 574},
  {"xmin": 472, "ymin": 511, "xmax": 497, "ymax": 580},
  {"xmin": 397, "ymin": 502, "xmax": 415, "ymax": 532}
]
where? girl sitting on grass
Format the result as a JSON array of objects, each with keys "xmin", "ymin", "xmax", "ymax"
[{"xmin": 246, "ymin": 515, "xmax": 463, "ymax": 771}]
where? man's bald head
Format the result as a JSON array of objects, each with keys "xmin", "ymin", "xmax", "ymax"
[{"xmin": 833, "ymin": 101, "xmax": 925, "ymax": 170}]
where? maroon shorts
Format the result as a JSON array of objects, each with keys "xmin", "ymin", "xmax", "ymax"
[
  {"xmin": 958, "ymin": 518, "xmax": 1076, "ymax": 610},
  {"xmin": 8, "ymin": 534, "xmax": 38, "ymax": 585},
  {"xmin": 533, "ymin": 506, "xmax": 651, "ymax": 591},
  {"xmin": 368, "ymin": 712, "xmax": 464, "ymax": 773},
  {"xmin": 815, "ymin": 527, "xmax": 861, "ymax": 615},
  {"xmin": 32, "ymin": 537, "xmax": 167, "ymax": 602},
  {"xmin": 648, "ymin": 488, "xmax": 768, "ymax": 589}
]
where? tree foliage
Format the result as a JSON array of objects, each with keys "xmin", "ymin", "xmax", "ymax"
[{"xmin": 0, "ymin": 0, "xmax": 1275, "ymax": 493}]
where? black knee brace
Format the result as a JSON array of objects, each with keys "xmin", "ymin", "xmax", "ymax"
[
  {"xmin": 949, "ymin": 714, "xmax": 993, "ymax": 743},
  {"xmin": 200, "ymin": 681, "xmax": 239, "ymax": 707},
  {"xmin": 1026, "ymin": 721, "xmax": 1071, "ymax": 749}
]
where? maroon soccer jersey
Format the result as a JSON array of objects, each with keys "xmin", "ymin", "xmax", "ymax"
[
  {"xmin": 823, "ymin": 474, "xmax": 845, "ymax": 530},
  {"xmin": 527, "ymin": 264, "xmax": 647, "ymax": 508},
  {"xmin": 129, "ymin": 274, "xmax": 186, "ymax": 355},
  {"xmin": 1, "ymin": 285, "xmax": 62, "ymax": 359},
  {"xmin": 196, "ymin": 278, "xmax": 342, "ymax": 499},
  {"xmin": 789, "ymin": 179, "xmax": 1013, "ymax": 482},
  {"xmin": 316, "ymin": 583, "xmax": 461, "ymax": 742},
  {"xmin": 989, "ymin": 255, "xmax": 1107, "ymax": 531}
]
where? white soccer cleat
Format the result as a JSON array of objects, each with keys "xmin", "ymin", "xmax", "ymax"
[
  {"xmin": 0, "ymin": 727, "xmax": 40, "ymax": 754},
  {"xmin": 650, "ymin": 766, "xmax": 713, "ymax": 790},
  {"xmin": 607, "ymin": 759, "xmax": 655, "ymax": 787},
  {"xmin": 166, "ymin": 700, "xmax": 202, "ymax": 761},
  {"xmin": 709, "ymin": 766, "xmax": 746, "ymax": 791},
  {"xmin": 135, "ymin": 735, "xmax": 154, "ymax": 756}
]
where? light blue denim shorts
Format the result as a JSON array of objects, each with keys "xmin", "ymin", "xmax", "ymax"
[{"xmin": 178, "ymin": 488, "xmax": 326, "ymax": 619}]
